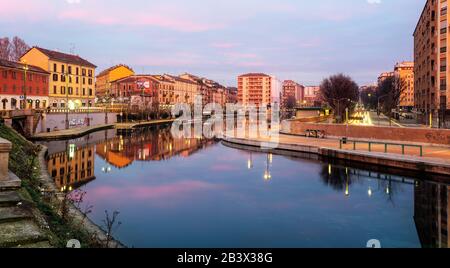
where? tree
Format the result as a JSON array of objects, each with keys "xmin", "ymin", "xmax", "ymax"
[
  {"xmin": 377, "ymin": 76, "xmax": 407, "ymax": 124},
  {"xmin": 0, "ymin": 37, "xmax": 11, "ymax": 60},
  {"xmin": 0, "ymin": 36, "xmax": 30, "ymax": 61},
  {"xmin": 285, "ymin": 95, "xmax": 296, "ymax": 110},
  {"xmin": 320, "ymin": 74, "xmax": 359, "ymax": 123},
  {"xmin": 360, "ymin": 86, "xmax": 378, "ymax": 110},
  {"xmin": 10, "ymin": 36, "xmax": 30, "ymax": 61}
]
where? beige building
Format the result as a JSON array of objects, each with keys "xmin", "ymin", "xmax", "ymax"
[
  {"xmin": 377, "ymin": 72, "xmax": 394, "ymax": 85},
  {"xmin": 163, "ymin": 74, "xmax": 198, "ymax": 105},
  {"xmin": 20, "ymin": 47, "xmax": 96, "ymax": 109},
  {"xmin": 414, "ymin": 0, "xmax": 449, "ymax": 126}
]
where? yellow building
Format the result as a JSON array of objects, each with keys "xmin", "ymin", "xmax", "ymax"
[
  {"xmin": 96, "ymin": 64, "xmax": 135, "ymax": 99},
  {"xmin": 394, "ymin": 62, "xmax": 415, "ymax": 110},
  {"xmin": 20, "ymin": 47, "xmax": 97, "ymax": 109}
]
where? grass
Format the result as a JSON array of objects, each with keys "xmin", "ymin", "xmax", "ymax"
[{"xmin": 0, "ymin": 125, "xmax": 102, "ymax": 248}]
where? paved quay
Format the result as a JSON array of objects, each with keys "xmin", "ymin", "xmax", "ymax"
[
  {"xmin": 223, "ymin": 134, "xmax": 450, "ymax": 176},
  {"xmin": 31, "ymin": 124, "xmax": 114, "ymax": 141},
  {"xmin": 31, "ymin": 119, "xmax": 175, "ymax": 140}
]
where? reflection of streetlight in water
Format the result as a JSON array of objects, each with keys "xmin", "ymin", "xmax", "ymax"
[
  {"xmin": 345, "ymin": 167, "xmax": 350, "ymax": 197},
  {"xmin": 263, "ymin": 154, "xmax": 272, "ymax": 181},
  {"xmin": 247, "ymin": 152, "xmax": 253, "ymax": 169}
]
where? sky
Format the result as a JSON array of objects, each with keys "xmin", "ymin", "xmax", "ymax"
[{"xmin": 0, "ymin": 0, "xmax": 425, "ymax": 87}]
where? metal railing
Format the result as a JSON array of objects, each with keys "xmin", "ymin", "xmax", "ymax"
[{"xmin": 339, "ymin": 139, "xmax": 423, "ymax": 157}]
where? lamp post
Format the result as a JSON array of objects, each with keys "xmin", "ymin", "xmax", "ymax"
[
  {"xmin": 22, "ymin": 61, "xmax": 29, "ymax": 110},
  {"xmin": 332, "ymin": 98, "xmax": 350, "ymax": 123},
  {"xmin": 377, "ymin": 94, "xmax": 389, "ymax": 126},
  {"xmin": 64, "ymin": 69, "xmax": 70, "ymax": 129}
]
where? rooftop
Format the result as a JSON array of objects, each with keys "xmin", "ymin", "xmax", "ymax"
[
  {"xmin": 26, "ymin": 46, "xmax": 97, "ymax": 68},
  {"xmin": 0, "ymin": 59, "xmax": 49, "ymax": 74}
]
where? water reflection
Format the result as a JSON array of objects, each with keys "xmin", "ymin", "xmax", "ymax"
[
  {"xmin": 39, "ymin": 125, "xmax": 450, "ymax": 248},
  {"xmin": 414, "ymin": 181, "xmax": 450, "ymax": 248}
]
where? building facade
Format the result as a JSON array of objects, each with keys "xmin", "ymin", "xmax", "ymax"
[
  {"xmin": 377, "ymin": 72, "xmax": 394, "ymax": 85},
  {"xmin": 113, "ymin": 75, "xmax": 159, "ymax": 110},
  {"xmin": 394, "ymin": 61, "xmax": 415, "ymax": 111},
  {"xmin": 303, "ymin": 86, "xmax": 321, "ymax": 107},
  {"xmin": 282, "ymin": 80, "xmax": 304, "ymax": 108},
  {"xmin": 237, "ymin": 73, "xmax": 280, "ymax": 108},
  {"xmin": 96, "ymin": 64, "xmax": 134, "ymax": 99},
  {"xmin": 414, "ymin": 0, "xmax": 449, "ymax": 126},
  {"xmin": 163, "ymin": 74, "xmax": 198, "ymax": 105},
  {"xmin": 0, "ymin": 59, "xmax": 49, "ymax": 110},
  {"xmin": 20, "ymin": 47, "xmax": 96, "ymax": 109}
]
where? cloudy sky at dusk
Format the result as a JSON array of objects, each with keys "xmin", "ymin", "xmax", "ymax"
[{"xmin": 0, "ymin": 0, "xmax": 424, "ymax": 87}]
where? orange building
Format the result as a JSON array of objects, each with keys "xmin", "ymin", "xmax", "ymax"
[
  {"xmin": 414, "ymin": 0, "xmax": 449, "ymax": 126},
  {"xmin": 394, "ymin": 62, "xmax": 415, "ymax": 111},
  {"xmin": 96, "ymin": 64, "xmax": 135, "ymax": 99},
  {"xmin": 237, "ymin": 73, "xmax": 281, "ymax": 107}
]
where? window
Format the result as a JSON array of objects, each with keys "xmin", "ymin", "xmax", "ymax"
[
  {"xmin": 3, "ymin": 84, "xmax": 7, "ymax": 93},
  {"xmin": 82, "ymin": 69, "xmax": 86, "ymax": 76},
  {"xmin": 1, "ymin": 70, "xmax": 6, "ymax": 78},
  {"xmin": 61, "ymin": 65, "xmax": 65, "ymax": 73},
  {"xmin": 88, "ymin": 78, "xmax": 92, "ymax": 85},
  {"xmin": 12, "ymin": 71, "xmax": 16, "ymax": 79},
  {"xmin": 89, "ymin": 88, "xmax": 93, "ymax": 96},
  {"xmin": 68, "ymin": 66, "xmax": 72, "ymax": 74},
  {"xmin": 88, "ymin": 70, "xmax": 92, "ymax": 77},
  {"xmin": 76, "ymin": 67, "xmax": 79, "ymax": 75},
  {"xmin": 53, "ymin": 74, "xmax": 58, "ymax": 81},
  {"xmin": 53, "ymin": 64, "xmax": 57, "ymax": 72},
  {"xmin": 53, "ymin": 86, "xmax": 57, "ymax": 94},
  {"xmin": 61, "ymin": 86, "xmax": 65, "ymax": 95},
  {"xmin": 83, "ymin": 77, "xmax": 86, "ymax": 85}
]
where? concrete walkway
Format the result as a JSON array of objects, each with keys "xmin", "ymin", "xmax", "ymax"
[
  {"xmin": 115, "ymin": 118, "xmax": 175, "ymax": 130},
  {"xmin": 31, "ymin": 124, "xmax": 114, "ymax": 140},
  {"xmin": 223, "ymin": 134, "xmax": 450, "ymax": 176}
]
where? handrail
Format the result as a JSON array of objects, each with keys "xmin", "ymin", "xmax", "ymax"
[{"xmin": 339, "ymin": 138, "xmax": 423, "ymax": 157}]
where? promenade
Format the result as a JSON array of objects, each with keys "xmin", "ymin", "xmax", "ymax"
[
  {"xmin": 223, "ymin": 133, "xmax": 450, "ymax": 176},
  {"xmin": 31, "ymin": 119, "xmax": 175, "ymax": 140}
]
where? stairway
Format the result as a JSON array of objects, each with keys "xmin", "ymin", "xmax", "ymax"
[{"xmin": 0, "ymin": 191, "xmax": 52, "ymax": 248}]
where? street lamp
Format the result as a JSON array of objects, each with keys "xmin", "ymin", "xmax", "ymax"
[
  {"xmin": 21, "ymin": 60, "xmax": 29, "ymax": 110},
  {"xmin": 64, "ymin": 69, "xmax": 71, "ymax": 129}
]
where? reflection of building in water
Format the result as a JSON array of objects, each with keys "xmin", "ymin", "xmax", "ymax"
[
  {"xmin": 47, "ymin": 143, "xmax": 95, "ymax": 190},
  {"xmin": 415, "ymin": 182, "xmax": 449, "ymax": 248},
  {"xmin": 96, "ymin": 127, "xmax": 214, "ymax": 168}
]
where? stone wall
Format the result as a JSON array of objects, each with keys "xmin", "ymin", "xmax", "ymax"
[
  {"xmin": 282, "ymin": 120, "xmax": 450, "ymax": 145},
  {"xmin": 35, "ymin": 112, "xmax": 118, "ymax": 134}
]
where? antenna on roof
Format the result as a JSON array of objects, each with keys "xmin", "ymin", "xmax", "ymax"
[{"xmin": 69, "ymin": 43, "xmax": 76, "ymax": 54}]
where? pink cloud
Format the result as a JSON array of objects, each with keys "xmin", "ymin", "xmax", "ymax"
[
  {"xmin": 89, "ymin": 180, "xmax": 221, "ymax": 201},
  {"xmin": 211, "ymin": 42, "xmax": 240, "ymax": 49},
  {"xmin": 58, "ymin": 8, "xmax": 223, "ymax": 32}
]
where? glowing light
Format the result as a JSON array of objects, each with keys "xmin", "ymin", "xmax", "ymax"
[
  {"xmin": 69, "ymin": 186, "xmax": 73, "ymax": 191},
  {"xmin": 69, "ymin": 144, "xmax": 76, "ymax": 159},
  {"xmin": 328, "ymin": 164, "xmax": 332, "ymax": 176},
  {"xmin": 368, "ymin": 187, "xmax": 373, "ymax": 197},
  {"xmin": 386, "ymin": 187, "xmax": 390, "ymax": 195},
  {"xmin": 268, "ymin": 153, "xmax": 273, "ymax": 164},
  {"xmin": 263, "ymin": 170, "xmax": 272, "ymax": 181}
]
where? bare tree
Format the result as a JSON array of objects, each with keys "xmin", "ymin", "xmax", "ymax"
[
  {"xmin": 102, "ymin": 210, "xmax": 122, "ymax": 248},
  {"xmin": 0, "ymin": 37, "xmax": 11, "ymax": 60},
  {"xmin": 320, "ymin": 74, "xmax": 359, "ymax": 123},
  {"xmin": 378, "ymin": 76, "xmax": 407, "ymax": 124},
  {"xmin": 10, "ymin": 36, "xmax": 30, "ymax": 61}
]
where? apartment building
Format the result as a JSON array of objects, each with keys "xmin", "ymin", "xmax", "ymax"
[
  {"xmin": 20, "ymin": 47, "xmax": 96, "ymax": 109},
  {"xmin": 414, "ymin": 0, "xmax": 449, "ymax": 125},
  {"xmin": 282, "ymin": 80, "xmax": 304, "ymax": 108},
  {"xmin": 394, "ymin": 62, "xmax": 415, "ymax": 111},
  {"xmin": 237, "ymin": 73, "xmax": 281, "ymax": 108},
  {"xmin": 96, "ymin": 64, "xmax": 134, "ymax": 99},
  {"xmin": 0, "ymin": 59, "xmax": 49, "ymax": 110}
]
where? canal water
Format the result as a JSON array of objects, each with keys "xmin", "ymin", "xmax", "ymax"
[{"xmin": 38, "ymin": 125, "xmax": 449, "ymax": 248}]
